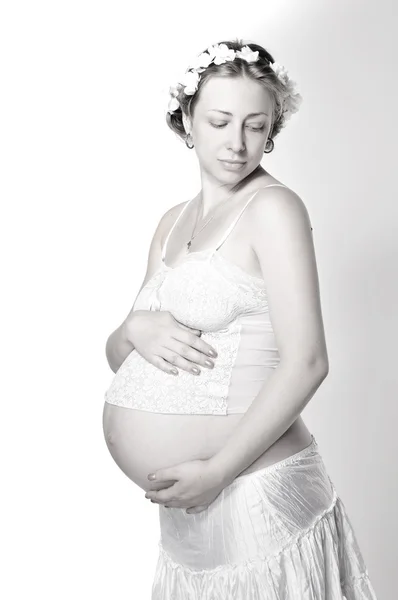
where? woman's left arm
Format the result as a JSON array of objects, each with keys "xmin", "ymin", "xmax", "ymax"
[{"xmin": 208, "ymin": 186, "xmax": 330, "ymax": 485}]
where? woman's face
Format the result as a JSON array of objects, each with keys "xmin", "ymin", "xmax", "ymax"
[{"xmin": 183, "ymin": 76, "xmax": 274, "ymax": 184}]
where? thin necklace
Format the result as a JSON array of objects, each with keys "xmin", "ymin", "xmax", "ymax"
[{"xmin": 187, "ymin": 192, "xmax": 235, "ymax": 250}]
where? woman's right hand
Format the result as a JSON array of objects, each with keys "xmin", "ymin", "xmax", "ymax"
[{"xmin": 123, "ymin": 310, "xmax": 218, "ymax": 376}]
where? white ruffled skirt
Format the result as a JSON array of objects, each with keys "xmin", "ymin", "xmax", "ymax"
[{"xmin": 151, "ymin": 435, "xmax": 378, "ymax": 599}]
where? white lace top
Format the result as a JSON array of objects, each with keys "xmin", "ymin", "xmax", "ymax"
[{"xmin": 104, "ymin": 185, "xmax": 286, "ymax": 415}]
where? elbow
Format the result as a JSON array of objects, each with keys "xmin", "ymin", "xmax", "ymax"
[
  {"xmin": 309, "ymin": 354, "xmax": 329, "ymax": 380},
  {"xmin": 281, "ymin": 353, "xmax": 329, "ymax": 381}
]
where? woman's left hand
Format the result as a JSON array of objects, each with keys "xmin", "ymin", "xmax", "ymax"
[{"xmin": 144, "ymin": 458, "xmax": 228, "ymax": 514}]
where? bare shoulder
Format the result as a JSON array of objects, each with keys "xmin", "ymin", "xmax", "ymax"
[
  {"xmin": 248, "ymin": 184, "xmax": 313, "ymax": 237},
  {"xmin": 246, "ymin": 184, "xmax": 327, "ymax": 368},
  {"xmin": 162, "ymin": 198, "xmax": 190, "ymax": 223},
  {"xmin": 247, "ymin": 184, "xmax": 315, "ymax": 279},
  {"xmin": 249, "ymin": 184, "xmax": 310, "ymax": 220},
  {"xmin": 158, "ymin": 198, "xmax": 190, "ymax": 241},
  {"xmin": 128, "ymin": 198, "xmax": 190, "ymax": 306}
]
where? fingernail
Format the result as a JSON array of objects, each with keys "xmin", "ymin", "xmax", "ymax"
[
  {"xmin": 148, "ymin": 473, "xmax": 156, "ymax": 480},
  {"xmin": 208, "ymin": 350, "xmax": 217, "ymax": 357}
]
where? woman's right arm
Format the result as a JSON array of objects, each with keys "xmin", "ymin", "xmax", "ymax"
[{"xmin": 105, "ymin": 202, "xmax": 185, "ymax": 373}]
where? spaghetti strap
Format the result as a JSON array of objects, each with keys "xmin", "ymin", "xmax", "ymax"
[
  {"xmin": 214, "ymin": 183, "xmax": 287, "ymax": 252},
  {"xmin": 162, "ymin": 184, "xmax": 287, "ymax": 261},
  {"xmin": 161, "ymin": 197, "xmax": 196, "ymax": 261}
]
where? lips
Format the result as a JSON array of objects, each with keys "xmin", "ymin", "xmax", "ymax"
[{"xmin": 220, "ymin": 160, "xmax": 246, "ymax": 164}]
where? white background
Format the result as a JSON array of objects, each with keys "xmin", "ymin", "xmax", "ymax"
[{"xmin": 1, "ymin": 0, "xmax": 396, "ymax": 598}]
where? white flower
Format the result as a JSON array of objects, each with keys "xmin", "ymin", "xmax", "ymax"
[
  {"xmin": 268, "ymin": 64, "xmax": 303, "ymax": 119},
  {"xmin": 189, "ymin": 51, "xmax": 213, "ymax": 71},
  {"xmin": 205, "ymin": 44, "xmax": 221, "ymax": 61},
  {"xmin": 180, "ymin": 70, "xmax": 200, "ymax": 95},
  {"xmin": 167, "ymin": 44, "xmax": 303, "ymax": 124},
  {"xmin": 169, "ymin": 83, "xmax": 182, "ymax": 98},
  {"xmin": 269, "ymin": 62, "xmax": 290, "ymax": 85},
  {"xmin": 212, "ymin": 43, "xmax": 236, "ymax": 65},
  {"xmin": 282, "ymin": 91, "xmax": 303, "ymax": 120},
  {"xmin": 236, "ymin": 45, "xmax": 259, "ymax": 63},
  {"xmin": 168, "ymin": 96, "xmax": 181, "ymax": 112}
]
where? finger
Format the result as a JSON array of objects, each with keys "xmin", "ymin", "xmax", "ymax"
[
  {"xmin": 150, "ymin": 355, "xmax": 181, "ymax": 376},
  {"xmin": 162, "ymin": 341, "xmax": 216, "ymax": 373},
  {"xmin": 148, "ymin": 479, "xmax": 178, "ymax": 492},
  {"xmin": 174, "ymin": 320, "xmax": 202, "ymax": 336},
  {"xmin": 161, "ymin": 347, "xmax": 202, "ymax": 375},
  {"xmin": 146, "ymin": 489, "xmax": 175, "ymax": 504},
  {"xmin": 186, "ymin": 505, "xmax": 208, "ymax": 514},
  {"xmin": 147, "ymin": 467, "xmax": 180, "ymax": 483},
  {"xmin": 151, "ymin": 499, "xmax": 177, "ymax": 508},
  {"xmin": 173, "ymin": 326, "xmax": 218, "ymax": 359}
]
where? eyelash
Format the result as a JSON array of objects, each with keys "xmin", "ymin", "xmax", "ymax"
[{"xmin": 210, "ymin": 123, "xmax": 265, "ymax": 132}]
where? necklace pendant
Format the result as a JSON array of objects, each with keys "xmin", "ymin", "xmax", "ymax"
[{"xmin": 187, "ymin": 240, "xmax": 192, "ymax": 249}]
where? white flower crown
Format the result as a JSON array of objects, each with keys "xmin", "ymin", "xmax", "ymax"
[{"xmin": 167, "ymin": 43, "xmax": 302, "ymax": 123}]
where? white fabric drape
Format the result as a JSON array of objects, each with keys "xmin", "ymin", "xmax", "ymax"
[{"xmin": 151, "ymin": 436, "xmax": 377, "ymax": 599}]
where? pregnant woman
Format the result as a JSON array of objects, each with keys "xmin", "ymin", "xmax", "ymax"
[{"xmin": 103, "ymin": 39, "xmax": 377, "ymax": 599}]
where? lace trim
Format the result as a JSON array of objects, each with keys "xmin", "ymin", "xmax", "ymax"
[
  {"xmin": 133, "ymin": 252, "xmax": 268, "ymax": 316},
  {"xmin": 104, "ymin": 322, "xmax": 242, "ymax": 415},
  {"xmin": 106, "ymin": 253, "xmax": 272, "ymax": 414}
]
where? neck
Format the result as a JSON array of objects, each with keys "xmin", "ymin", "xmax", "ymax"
[
  {"xmin": 196, "ymin": 189, "xmax": 235, "ymax": 221},
  {"xmin": 197, "ymin": 165, "xmax": 266, "ymax": 219}
]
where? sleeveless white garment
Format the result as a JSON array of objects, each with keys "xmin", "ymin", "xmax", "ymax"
[{"xmin": 104, "ymin": 184, "xmax": 287, "ymax": 415}]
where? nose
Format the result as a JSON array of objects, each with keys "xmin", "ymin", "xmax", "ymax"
[{"xmin": 227, "ymin": 125, "xmax": 246, "ymax": 154}]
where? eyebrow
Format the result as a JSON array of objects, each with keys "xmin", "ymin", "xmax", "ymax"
[{"xmin": 207, "ymin": 110, "xmax": 269, "ymax": 118}]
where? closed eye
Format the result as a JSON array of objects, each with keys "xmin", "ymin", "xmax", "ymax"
[{"xmin": 210, "ymin": 123, "xmax": 265, "ymax": 132}]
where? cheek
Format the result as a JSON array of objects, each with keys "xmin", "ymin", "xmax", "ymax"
[
  {"xmin": 196, "ymin": 129, "xmax": 218, "ymax": 145},
  {"xmin": 252, "ymin": 135, "xmax": 267, "ymax": 151},
  {"xmin": 195, "ymin": 147, "xmax": 216, "ymax": 169},
  {"xmin": 194, "ymin": 134, "xmax": 219, "ymax": 158}
]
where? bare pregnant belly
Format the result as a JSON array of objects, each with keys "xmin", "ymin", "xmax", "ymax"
[{"xmin": 102, "ymin": 402, "xmax": 313, "ymax": 492}]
